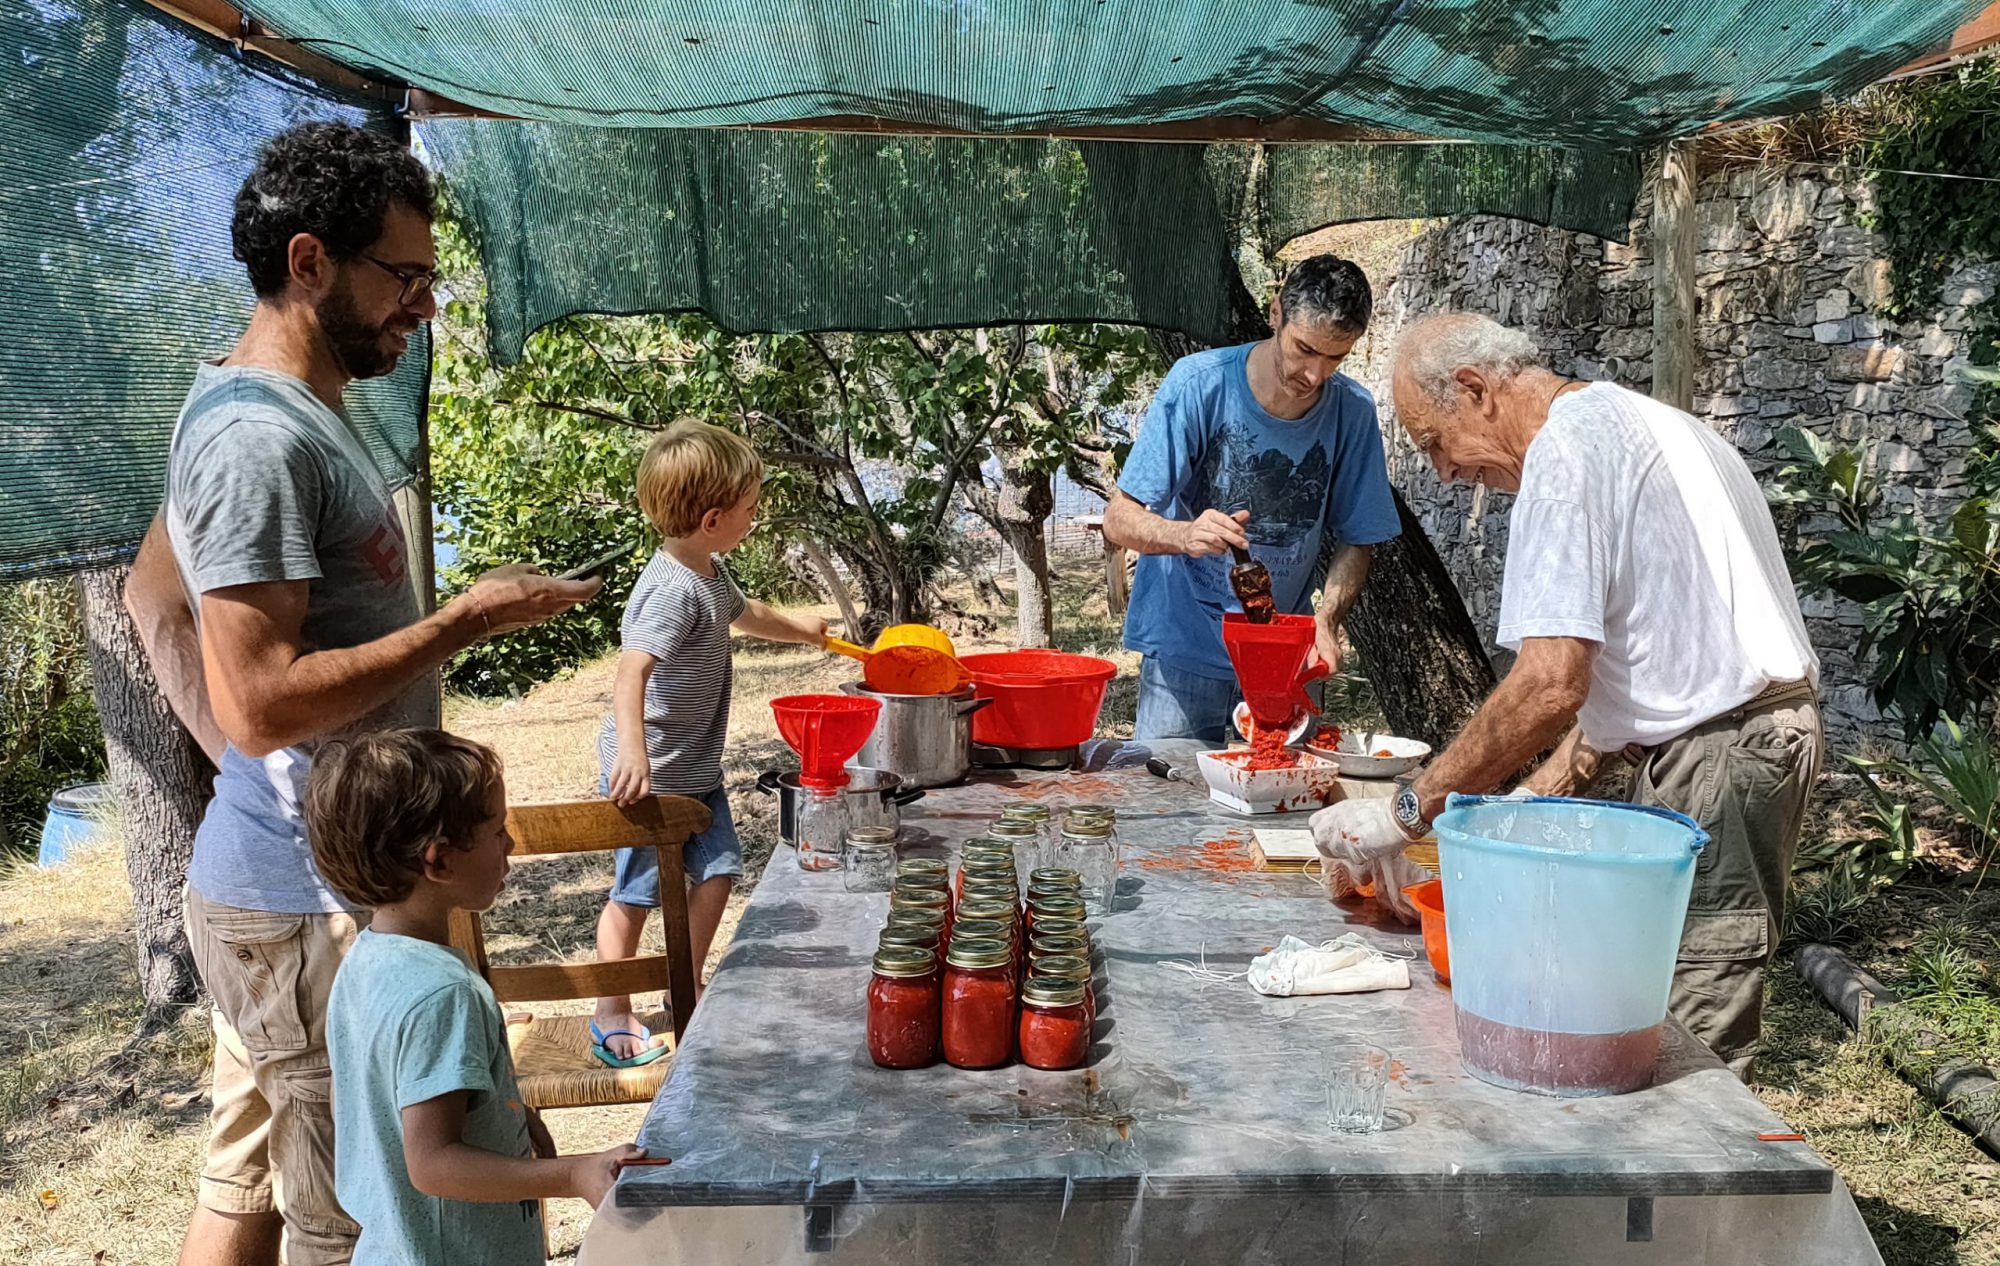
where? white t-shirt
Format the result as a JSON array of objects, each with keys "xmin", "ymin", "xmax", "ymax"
[{"xmin": 1496, "ymin": 382, "xmax": 1818, "ymax": 749}]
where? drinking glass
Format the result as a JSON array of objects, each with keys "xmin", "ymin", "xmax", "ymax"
[{"xmin": 1326, "ymin": 1043, "xmax": 1391, "ymax": 1133}]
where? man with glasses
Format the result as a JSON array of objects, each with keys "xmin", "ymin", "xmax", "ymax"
[{"xmin": 123, "ymin": 122, "xmax": 597, "ymax": 1266}]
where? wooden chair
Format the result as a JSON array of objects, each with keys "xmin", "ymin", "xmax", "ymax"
[{"xmin": 448, "ymin": 793, "xmax": 712, "ymax": 1110}]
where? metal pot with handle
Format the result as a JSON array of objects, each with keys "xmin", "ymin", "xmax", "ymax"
[
  {"xmin": 840, "ymin": 683, "xmax": 993, "ymax": 788},
  {"xmin": 754, "ymin": 766, "xmax": 925, "ymax": 844}
]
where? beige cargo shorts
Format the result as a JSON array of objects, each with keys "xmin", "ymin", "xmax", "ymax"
[
  {"xmin": 184, "ymin": 887, "xmax": 365, "ymax": 1265},
  {"xmin": 1631, "ymin": 684, "xmax": 1823, "ymax": 1080}
]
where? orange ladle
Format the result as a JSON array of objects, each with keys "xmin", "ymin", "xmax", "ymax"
[{"xmin": 825, "ymin": 625, "xmax": 970, "ymax": 695}]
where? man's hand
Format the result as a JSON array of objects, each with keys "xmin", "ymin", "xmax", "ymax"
[
  {"xmin": 569, "ymin": 1144, "xmax": 648, "ymax": 1208},
  {"xmin": 1360, "ymin": 853, "xmax": 1427, "ymax": 924},
  {"xmin": 1310, "ymin": 798, "xmax": 1409, "ymax": 900},
  {"xmin": 607, "ymin": 744, "xmax": 652, "ymax": 806},
  {"xmin": 1312, "ymin": 610, "xmax": 1346, "ymax": 679},
  {"xmin": 460, "ymin": 564, "xmax": 603, "ymax": 637},
  {"xmin": 1177, "ymin": 508, "xmax": 1251, "ymax": 559}
]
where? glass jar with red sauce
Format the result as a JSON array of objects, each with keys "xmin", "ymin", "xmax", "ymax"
[
  {"xmin": 1017, "ymin": 975, "xmax": 1090, "ymax": 1070},
  {"xmin": 958, "ymin": 899, "xmax": 1020, "ymax": 960},
  {"xmin": 1028, "ymin": 930, "xmax": 1088, "ymax": 963},
  {"xmin": 1028, "ymin": 952, "xmax": 1094, "ymax": 1028},
  {"xmin": 878, "ymin": 925, "xmax": 942, "ymax": 975},
  {"xmin": 867, "ymin": 946, "xmax": 940, "ymax": 1069},
  {"xmin": 1028, "ymin": 894, "xmax": 1086, "ymax": 930},
  {"xmin": 891, "ymin": 884, "xmax": 951, "ymax": 941},
  {"xmin": 947, "ymin": 918, "xmax": 1009, "ymax": 955},
  {"xmin": 941, "ymin": 938, "xmax": 1016, "ymax": 1069}
]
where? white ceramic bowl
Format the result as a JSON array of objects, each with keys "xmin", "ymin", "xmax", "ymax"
[{"xmin": 1303, "ymin": 731, "xmax": 1432, "ymax": 779}]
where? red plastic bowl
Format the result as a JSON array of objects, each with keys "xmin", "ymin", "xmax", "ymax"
[
  {"xmin": 1403, "ymin": 878, "xmax": 1449, "ymax": 984},
  {"xmin": 957, "ymin": 651, "xmax": 1118, "ymax": 750}
]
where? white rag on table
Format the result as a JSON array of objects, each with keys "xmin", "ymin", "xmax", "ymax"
[{"xmin": 1247, "ymin": 933, "xmax": 1410, "ymax": 996}]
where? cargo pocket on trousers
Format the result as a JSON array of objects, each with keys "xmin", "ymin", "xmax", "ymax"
[
  {"xmin": 201, "ymin": 909, "xmax": 311, "ymax": 1055},
  {"xmin": 279, "ymin": 1071, "xmax": 359, "ymax": 1241},
  {"xmin": 1678, "ymin": 908, "xmax": 1769, "ymax": 965}
]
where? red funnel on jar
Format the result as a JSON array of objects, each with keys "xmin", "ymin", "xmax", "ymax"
[
  {"xmin": 1222, "ymin": 613, "xmax": 1328, "ymax": 728},
  {"xmin": 771, "ymin": 694, "xmax": 882, "ymax": 789}
]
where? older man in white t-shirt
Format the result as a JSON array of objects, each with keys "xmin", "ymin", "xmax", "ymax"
[{"xmin": 1312, "ymin": 312, "xmax": 1822, "ymax": 1079}]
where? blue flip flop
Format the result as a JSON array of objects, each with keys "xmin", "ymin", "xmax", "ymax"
[{"xmin": 590, "ymin": 1020, "xmax": 670, "ymax": 1069}]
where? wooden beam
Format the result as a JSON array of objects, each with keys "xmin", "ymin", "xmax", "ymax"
[
  {"xmin": 1887, "ymin": 2, "xmax": 2000, "ymax": 78},
  {"xmin": 138, "ymin": 0, "xmax": 393, "ymax": 101},
  {"xmin": 1651, "ymin": 139, "xmax": 1698, "ymax": 413}
]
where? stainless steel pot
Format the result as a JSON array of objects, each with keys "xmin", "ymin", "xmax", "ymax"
[
  {"xmin": 754, "ymin": 766, "xmax": 925, "ymax": 844},
  {"xmin": 841, "ymin": 683, "xmax": 993, "ymax": 789}
]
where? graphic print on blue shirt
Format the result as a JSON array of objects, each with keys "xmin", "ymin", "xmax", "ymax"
[{"xmin": 1117, "ymin": 343, "xmax": 1400, "ymax": 679}]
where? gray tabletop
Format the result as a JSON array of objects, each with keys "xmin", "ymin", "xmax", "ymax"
[{"xmin": 619, "ymin": 762, "xmax": 1833, "ymax": 1210}]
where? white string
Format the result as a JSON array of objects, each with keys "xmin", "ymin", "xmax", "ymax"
[{"xmin": 1157, "ymin": 940, "xmax": 1245, "ymax": 983}]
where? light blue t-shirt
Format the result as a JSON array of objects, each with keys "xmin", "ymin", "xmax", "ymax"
[
  {"xmin": 327, "ymin": 930, "xmax": 545, "ymax": 1266},
  {"xmin": 1118, "ymin": 344, "xmax": 1401, "ymax": 679}
]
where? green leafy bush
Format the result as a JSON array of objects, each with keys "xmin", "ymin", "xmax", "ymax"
[{"xmin": 0, "ymin": 580, "xmax": 106, "ymax": 855}]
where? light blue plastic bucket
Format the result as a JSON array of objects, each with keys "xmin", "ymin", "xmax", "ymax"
[
  {"xmin": 1433, "ymin": 794, "xmax": 1707, "ymax": 1097},
  {"xmin": 38, "ymin": 781, "xmax": 117, "ymax": 867}
]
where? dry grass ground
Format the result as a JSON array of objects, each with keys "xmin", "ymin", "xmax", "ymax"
[{"xmin": 2, "ymin": 558, "xmax": 1996, "ymax": 1262}]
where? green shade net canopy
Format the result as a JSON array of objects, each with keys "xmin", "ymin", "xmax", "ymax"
[
  {"xmin": 0, "ymin": 0, "xmax": 428, "ymax": 581},
  {"xmin": 422, "ymin": 122, "xmax": 1645, "ymax": 363},
  {"xmin": 249, "ymin": 0, "xmax": 1979, "ymax": 143}
]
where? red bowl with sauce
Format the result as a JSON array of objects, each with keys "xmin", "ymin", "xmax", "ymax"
[{"xmin": 1404, "ymin": 878, "xmax": 1450, "ymax": 983}]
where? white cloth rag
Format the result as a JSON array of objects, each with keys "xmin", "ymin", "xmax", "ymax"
[{"xmin": 1247, "ymin": 933, "xmax": 1410, "ymax": 997}]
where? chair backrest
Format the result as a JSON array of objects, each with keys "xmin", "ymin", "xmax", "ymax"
[{"xmin": 449, "ymin": 794, "xmax": 712, "ymax": 1027}]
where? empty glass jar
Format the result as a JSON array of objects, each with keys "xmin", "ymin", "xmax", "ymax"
[
  {"xmin": 843, "ymin": 827, "xmax": 900, "ymax": 892},
  {"xmin": 795, "ymin": 786, "xmax": 850, "ymax": 872},
  {"xmin": 1058, "ymin": 815, "xmax": 1118, "ymax": 915}
]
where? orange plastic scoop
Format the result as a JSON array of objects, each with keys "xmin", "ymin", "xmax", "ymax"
[{"xmin": 825, "ymin": 631, "xmax": 968, "ymax": 696}]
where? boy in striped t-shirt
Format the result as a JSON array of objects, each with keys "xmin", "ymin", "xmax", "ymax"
[{"xmin": 591, "ymin": 420, "xmax": 827, "ymax": 1066}]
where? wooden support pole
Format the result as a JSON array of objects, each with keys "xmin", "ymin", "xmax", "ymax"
[{"xmin": 1651, "ymin": 139, "xmax": 1698, "ymax": 413}]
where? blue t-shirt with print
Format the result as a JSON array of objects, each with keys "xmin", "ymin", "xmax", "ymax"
[{"xmin": 1118, "ymin": 343, "xmax": 1400, "ymax": 679}]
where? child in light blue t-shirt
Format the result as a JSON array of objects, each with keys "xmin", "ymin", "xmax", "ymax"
[{"xmin": 309, "ymin": 729, "xmax": 646, "ymax": 1265}]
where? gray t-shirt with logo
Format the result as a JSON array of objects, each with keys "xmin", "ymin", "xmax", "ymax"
[{"xmin": 167, "ymin": 363, "xmax": 429, "ymax": 914}]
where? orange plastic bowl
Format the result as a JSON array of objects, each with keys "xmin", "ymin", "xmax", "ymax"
[{"xmin": 1403, "ymin": 878, "xmax": 1449, "ymax": 984}]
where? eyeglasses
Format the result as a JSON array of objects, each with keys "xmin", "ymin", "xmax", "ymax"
[{"xmin": 362, "ymin": 255, "xmax": 440, "ymax": 307}]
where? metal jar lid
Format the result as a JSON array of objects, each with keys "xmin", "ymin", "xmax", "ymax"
[
  {"xmin": 891, "ymin": 889, "xmax": 948, "ymax": 912},
  {"xmin": 1029, "ymin": 932, "xmax": 1088, "ymax": 958},
  {"xmin": 1029, "ymin": 867, "xmax": 1082, "ymax": 887},
  {"xmin": 945, "ymin": 938, "xmax": 1014, "ymax": 970},
  {"xmin": 1061, "ymin": 818, "xmax": 1112, "ymax": 840},
  {"xmin": 898, "ymin": 858, "xmax": 948, "ymax": 876},
  {"xmin": 880, "ymin": 926, "xmax": 941, "ymax": 950},
  {"xmin": 896, "ymin": 869, "xmax": 948, "ymax": 891},
  {"xmin": 987, "ymin": 819, "xmax": 1039, "ymax": 838},
  {"xmin": 872, "ymin": 945, "xmax": 936, "ymax": 978},
  {"xmin": 948, "ymin": 918, "xmax": 1009, "ymax": 943},
  {"xmin": 1020, "ymin": 974, "xmax": 1086, "ymax": 1007},
  {"xmin": 1002, "ymin": 803, "xmax": 1052, "ymax": 822},
  {"xmin": 958, "ymin": 899, "xmax": 1019, "ymax": 924},
  {"xmin": 849, "ymin": 826, "xmax": 899, "ymax": 844},
  {"xmin": 1027, "ymin": 895, "xmax": 1087, "ymax": 921},
  {"xmin": 1026, "ymin": 882, "xmax": 1077, "ymax": 904},
  {"xmin": 1029, "ymin": 953, "xmax": 1090, "ymax": 983},
  {"xmin": 1068, "ymin": 803, "xmax": 1115, "ymax": 822},
  {"xmin": 886, "ymin": 907, "xmax": 946, "ymax": 930}
]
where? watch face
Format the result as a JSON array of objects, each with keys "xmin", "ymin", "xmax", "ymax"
[{"xmin": 1395, "ymin": 788, "xmax": 1422, "ymax": 827}]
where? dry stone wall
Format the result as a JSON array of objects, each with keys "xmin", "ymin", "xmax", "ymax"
[{"xmin": 1357, "ymin": 164, "xmax": 1988, "ymax": 749}]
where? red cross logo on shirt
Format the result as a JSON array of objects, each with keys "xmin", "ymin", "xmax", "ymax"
[{"xmin": 361, "ymin": 516, "xmax": 408, "ymax": 589}]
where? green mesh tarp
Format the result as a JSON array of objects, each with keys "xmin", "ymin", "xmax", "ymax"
[
  {"xmin": 0, "ymin": 0, "xmax": 429, "ymax": 581},
  {"xmin": 254, "ymin": 0, "xmax": 1977, "ymax": 143},
  {"xmin": 1261, "ymin": 145, "xmax": 1642, "ymax": 248},
  {"xmin": 422, "ymin": 122, "xmax": 1641, "ymax": 364}
]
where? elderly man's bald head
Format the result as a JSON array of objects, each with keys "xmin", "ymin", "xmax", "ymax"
[{"xmin": 1389, "ymin": 313, "xmax": 1557, "ymax": 493}]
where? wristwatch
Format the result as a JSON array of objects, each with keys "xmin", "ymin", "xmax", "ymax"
[{"xmin": 1392, "ymin": 785, "xmax": 1430, "ymax": 841}]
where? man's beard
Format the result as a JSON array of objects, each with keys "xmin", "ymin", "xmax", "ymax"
[{"xmin": 317, "ymin": 281, "xmax": 403, "ymax": 381}]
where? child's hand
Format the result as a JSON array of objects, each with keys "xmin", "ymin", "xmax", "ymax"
[
  {"xmin": 805, "ymin": 616, "xmax": 830, "ymax": 647},
  {"xmin": 570, "ymin": 1144, "xmax": 648, "ymax": 1208},
  {"xmin": 607, "ymin": 747, "xmax": 651, "ymax": 806}
]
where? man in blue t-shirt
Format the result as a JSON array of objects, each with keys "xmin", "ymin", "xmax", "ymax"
[{"xmin": 1105, "ymin": 256, "xmax": 1401, "ymax": 741}]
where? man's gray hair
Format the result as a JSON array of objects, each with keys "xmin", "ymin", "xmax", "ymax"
[{"xmin": 1396, "ymin": 312, "xmax": 1542, "ymax": 406}]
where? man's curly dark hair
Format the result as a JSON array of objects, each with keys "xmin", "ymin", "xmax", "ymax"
[
  {"xmin": 1277, "ymin": 254, "xmax": 1373, "ymax": 334},
  {"xmin": 232, "ymin": 121, "xmax": 435, "ymax": 299}
]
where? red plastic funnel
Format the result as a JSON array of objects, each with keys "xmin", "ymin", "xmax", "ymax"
[
  {"xmin": 771, "ymin": 694, "xmax": 882, "ymax": 789},
  {"xmin": 1222, "ymin": 613, "xmax": 1328, "ymax": 727}
]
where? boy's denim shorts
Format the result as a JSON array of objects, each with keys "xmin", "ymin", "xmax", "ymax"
[{"xmin": 600, "ymin": 781, "xmax": 744, "ymax": 908}]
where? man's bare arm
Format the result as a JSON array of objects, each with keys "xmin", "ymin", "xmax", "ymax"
[
  {"xmin": 123, "ymin": 515, "xmax": 225, "ymax": 765},
  {"xmin": 200, "ymin": 566, "xmax": 601, "ymax": 757},
  {"xmin": 1101, "ymin": 489, "xmax": 1250, "ymax": 558},
  {"xmin": 1408, "ymin": 636, "xmax": 1597, "ymax": 822}
]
